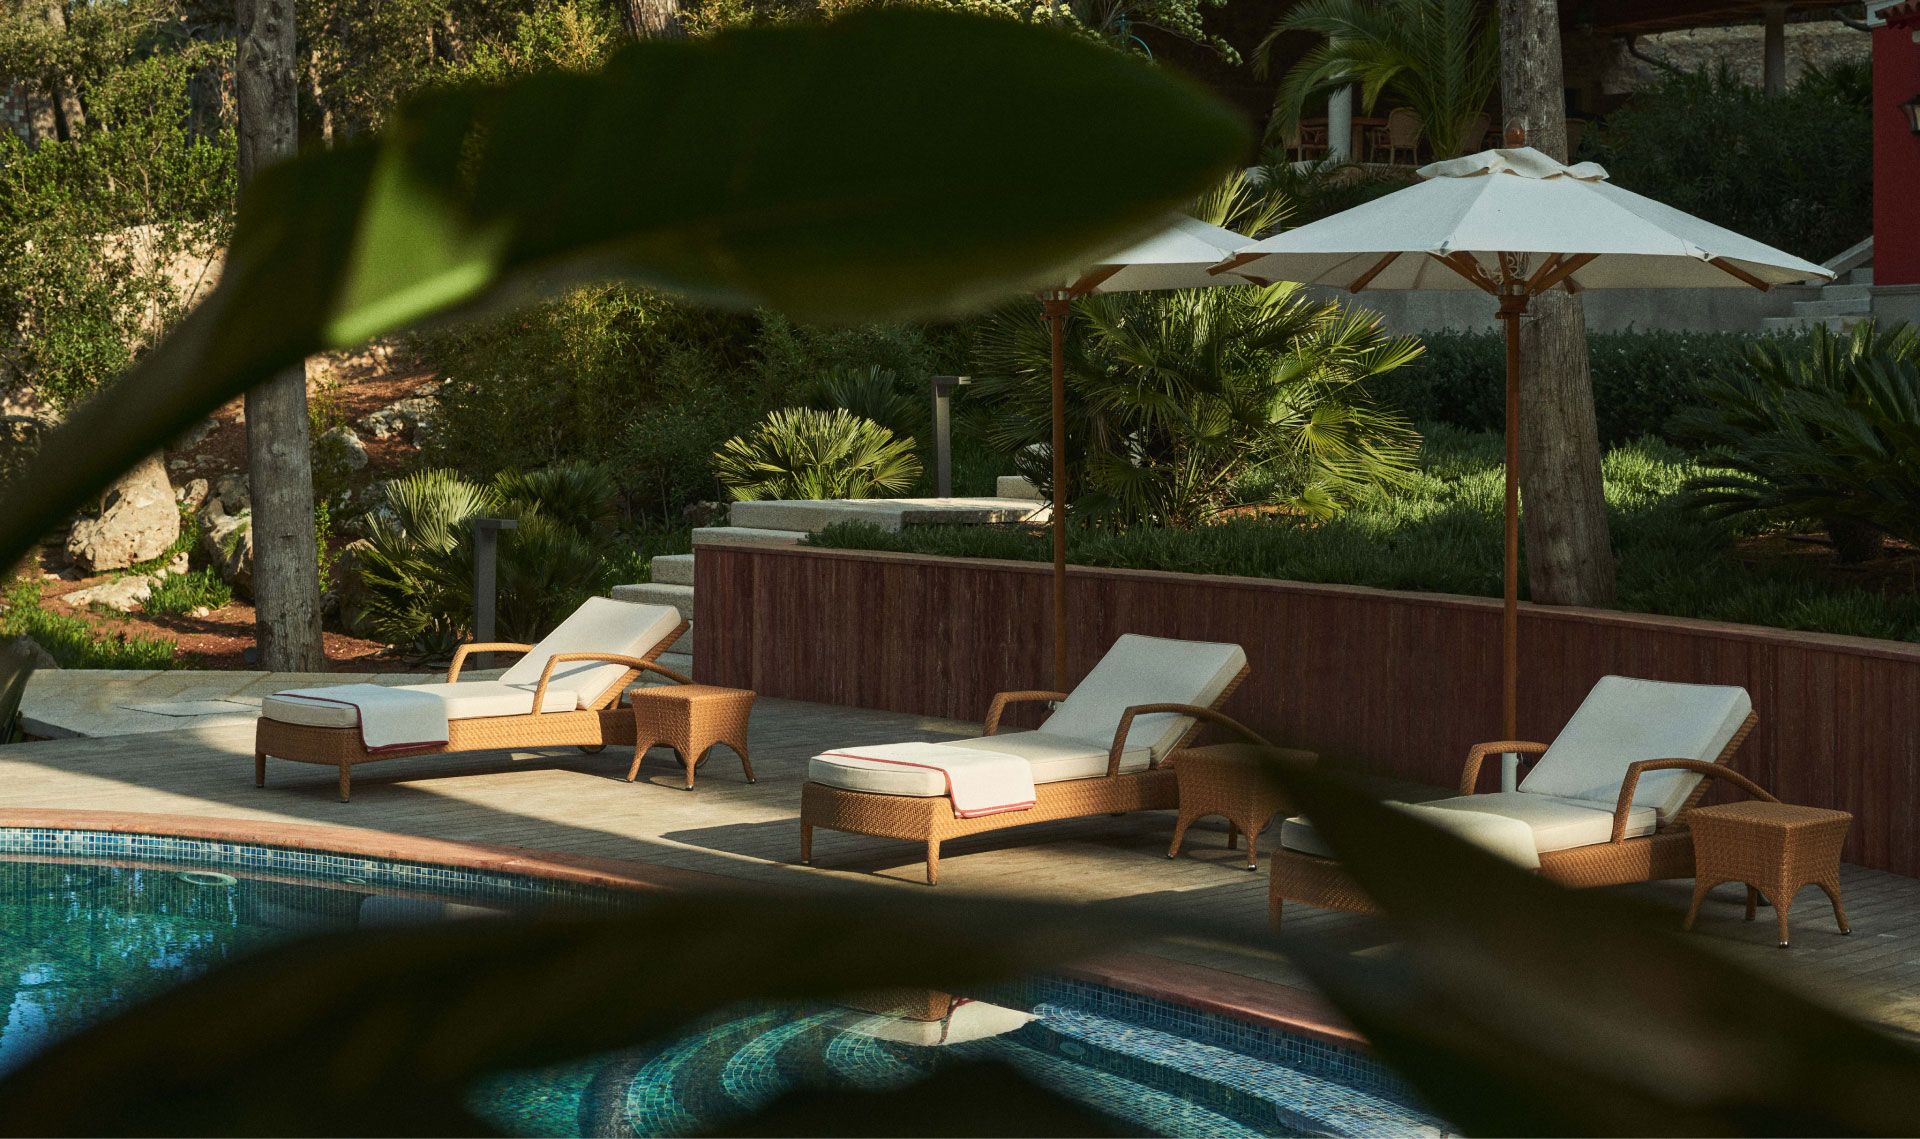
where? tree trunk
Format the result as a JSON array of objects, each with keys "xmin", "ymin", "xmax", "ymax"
[
  {"xmin": 39, "ymin": 1, "xmax": 86, "ymax": 138},
  {"xmin": 237, "ymin": 0, "xmax": 325, "ymax": 670},
  {"xmin": 1498, "ymin": 0, "xmax": 1616, "ymax": 607},
  {"xmin": 622, "ymin": 0, "xmax": 682, "ymax": 39}
]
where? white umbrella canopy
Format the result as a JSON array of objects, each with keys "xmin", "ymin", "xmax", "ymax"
[
  {"xmin": 1211, "ymin": 146, "xmax": 1831, "ymax": 742},
  {"xmin": 1216, "ymin": 148, "xmax": 1832, "ymax": 293},
  {"xmin": 1035, "ymin": 214, "xmax": 1254, "ymax": 688}
]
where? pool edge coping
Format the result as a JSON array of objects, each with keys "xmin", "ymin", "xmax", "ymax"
[{"xmin": 0, "ymin": 807, "xmax": 1361, "ymax": 1050}]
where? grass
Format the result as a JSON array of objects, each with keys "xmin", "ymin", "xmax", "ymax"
[
  {"xmin": 144, "ymin": 569, "xmax": 234, "ymax": 617},
  {"xmin": 1, "ymin": 581, "xmax": 178, "ymax": 669},
  {"xmin": 810, "ymin": 426, "xmax": 1920, "ymax": 644}
]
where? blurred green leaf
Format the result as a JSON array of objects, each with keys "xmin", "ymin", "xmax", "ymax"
[
  {"xmin": 0, "ymin": 6, "xmax": 1245, "ymax": 610},
  {"xmin": 1264, "ymin": 762, "xmax": 1920, "ymax": 1137},
  {"xmin": 0, "ymin": 892, "xmax": 1126, "ymax": 1136}
]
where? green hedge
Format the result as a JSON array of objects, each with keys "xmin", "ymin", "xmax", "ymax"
[
  {"xmin": 1382, "ymin": 329, "xmax": 1769, "ymax": 445},
  {"xmin": 810, "ymin": 432, "xmax": 1920, "ymax": 644}
]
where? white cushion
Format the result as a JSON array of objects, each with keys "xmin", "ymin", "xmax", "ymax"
[
  {"xmin": 807, "ymin": 731, "xmax": 1155, "ymax": 797},
  {"xmin": 260, "ymin": 681, "xmax": 576, "ymax": 729},
  {"xmin": 1039, "ymin": 634, "xmax": 1247, "ymax": 759},
  {"xmin": 497, "ymin": 597, "xmax": 681, "ymax": 709},
  {"xmin": 1519, "ymin": 675, "xmax": 1752, "ymax": 823},
  {"xmin": 1279, "ymin": 792, "xmax": 1657, "ymax": 869}
]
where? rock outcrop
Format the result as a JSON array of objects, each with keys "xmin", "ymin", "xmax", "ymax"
[{"xmin": 64, "ymin": 456, "xmax": 180, "ymax": 573}]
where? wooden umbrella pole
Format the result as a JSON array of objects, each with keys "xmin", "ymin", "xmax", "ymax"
[
  {"xmin": 1045, "ymin": 295, "xmax": 1071, "ymax": 692},
  {"xmin": 1498, "ymin": 292, "xmax": 1527, "ymax": 742}
]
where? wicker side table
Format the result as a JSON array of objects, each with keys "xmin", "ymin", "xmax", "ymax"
[
  {"xmin": 627, "ymin": 684, "xmax": 757, "ymax": 790},
  {"xmin": 1166, "ymin": 742, "xmax": 1316, "ymax": 870},
  {"xmin": 1684, "ymin": 801, "xmax": 1852, "ymax": 948}
]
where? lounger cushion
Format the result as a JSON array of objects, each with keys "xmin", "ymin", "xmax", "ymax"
[
  {"xmin": 497, "ymin": 597, "xmax": 681, "ymax": 709},
  {"xmin": 807, "ymin": 731, "xmax": 1154, "ymax": 797},
  {"xmin": 1519, "ymin": 675, "xmax": 1752, "ymax": 822},
  {"xmin": 261, "ymin": 681, "xmax": 578, "ymax": 729},
  {"xmin": 1279, "ymin": 792, "xmax": 1657, "ymax": 869},
  {"xmin": 1039, "ymin": 634, "xmax": 1247, "ymax": 759}
]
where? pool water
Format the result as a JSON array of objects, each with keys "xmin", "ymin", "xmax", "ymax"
[{"xmin": 0, "ymin": 834, "xmax": 1446, "ymax": 1138}]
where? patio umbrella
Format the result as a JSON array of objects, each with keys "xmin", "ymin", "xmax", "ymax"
[
  {"xmin": 1038, "ymin": 215, "xmax": 1251, "ymax": 688},
  {"xmin": 1213, "ymin": 145, "xmax": 1831, "ymax": 740}
]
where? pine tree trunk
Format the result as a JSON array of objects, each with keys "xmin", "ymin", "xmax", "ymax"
[
  {"xmin": 622, "ymin": 0, "xmax": 682, "ymax": 39},
  {"xmin": 1498, "ymin": 0, "xmax": 1616, "ymax": 607},
  {"xmin": 237, "ymin": 0, "xmax": 325, "ymax": 671},
  {"xmin": 34, "ymin": 1, "xmax": 85, "ymax": 140}
]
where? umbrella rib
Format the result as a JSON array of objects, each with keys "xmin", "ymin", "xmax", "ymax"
[
  {"xmin": 1528, "ymin": 252, "xmax": 1597, "ymax": 296},
  {"xmin": 1708, "ymin": 257, "xmax": 1775, "ymax": 292},
  {"xmin": 1066, "ymin": 264, "xmax": 1125, "ymax": 296},
  {"xmin": 1428, "ymin": 251, "xmax": 1498, "ymax": 294},
  {"xmin": 1346, "ymin": 252, "xmax": 1400, "ymax": 293}
]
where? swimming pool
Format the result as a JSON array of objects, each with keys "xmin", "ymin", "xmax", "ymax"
[{"xmin": 0, "ymin": 829, "xmax": 1447, "ymax": 1137}]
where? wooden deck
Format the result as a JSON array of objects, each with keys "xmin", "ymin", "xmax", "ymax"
[{"xmin": 3, "ymin": 696, "xmax": 1918, "ymax": 1038}]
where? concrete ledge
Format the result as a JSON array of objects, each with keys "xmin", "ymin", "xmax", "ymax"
[
  {"xmin": 728, "ymin": 497, "xmax": 1047, "ymax": 534},
  {"xmin": 691, "ymin": 526, "xmax": 807, "ymax": 546}
]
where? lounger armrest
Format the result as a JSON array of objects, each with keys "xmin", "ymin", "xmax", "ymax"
[
  {"xmin": 1458, "ymin": 741, "xmax": 1550, "ymax": 795},
  {"xmin": 1108, "ymin": 703, "xmax": 1274, "ymax": 778},
  {"xmin": 532, "ymin": 652, "xmax": 690, "ymax": 714},
  {"xmin": 447, "ymin": 643, "xmax": 536, "ymax": 683},
  {"xmin": 983, "ymin": 690, "xmax": 1069, "ymax": 736},
  {"xmin": 1609, "ymin": 759, "xmax": 1778, "ymax": 843}
]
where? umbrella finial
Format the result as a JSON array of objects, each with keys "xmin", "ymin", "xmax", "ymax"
[{"xmin": 1503, "ymin": 121, "xmax": 1527, "ymax": 148}]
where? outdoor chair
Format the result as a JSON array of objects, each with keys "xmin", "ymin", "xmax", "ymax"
[
  {"xmin": 1269, "ymin": 675, "xmax": 1765, "ymax": 924},
  {"xmin": 800, "ymin": 634, "xmax": 1263, "ymax": 884},
  {"xmin": 1456, "ymin": 111, "xmax": 1491, "ymax": 154},
  {"xmin": 1368, "ymin": 107, "xmax": 1422, "ymax": 165},
  {"xmin": 254, "ymin": 596, "xmax": 689, "ymax": 800},
  {"xmin": 1283, "ymin": 121, "xmax": 1329, "ymax": 163}
]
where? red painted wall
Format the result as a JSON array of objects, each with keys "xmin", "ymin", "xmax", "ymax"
[{"xmin": 1876, "ymin": 17, "xmax": 1920, "ymax": 286}]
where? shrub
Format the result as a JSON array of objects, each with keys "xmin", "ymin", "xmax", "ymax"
[
  {"xmin": 714, "ymin": 408, "xmax": 923, "ymax": 501},
  {"xmin": 0, "ymin": 582, "xmax": 177, "ymax": 668},
  {"xmin": 1581, "ymin": 66, "xmax": 1870, "ymax": 262},
  {"xmin": 968, "ymin": 282, "xmax": 1423, "ymax": 526},
  {"xmin": 1389, "ymin": 328, "xmax": 1771, "ymax": 445},
  {"xmin": 809, "ymin": 433, "xmax": 1920, "ymax": 643},
  {"xmin": 144, "ymin": 570, "xmax": 234, "ymax": 617},
  {"xmin": 1672, "ymin": 321, "xmax": 1920, "ymax": 562},
  {"xmin": 354, "ymin": 465, "xmax": 621, "ymax": 650}
]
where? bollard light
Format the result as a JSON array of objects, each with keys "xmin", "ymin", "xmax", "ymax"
[{"xmin": 929, "ymin": 375, "xmax": 971, "ymax": 498}]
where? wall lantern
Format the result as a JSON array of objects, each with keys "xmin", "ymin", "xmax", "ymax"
[{"xmin": 1905, "ymin": 91, "xmax": 1920, "ymax": 136}]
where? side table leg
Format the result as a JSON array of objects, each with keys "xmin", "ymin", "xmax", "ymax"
[
  {"xmin": 1683, "ymin": 878, "xmax": 1718, "ymax": 932},
  {"xmin": 626, "ymin": 740, "xmax": 654, "ymax": 783},
  {"xmin": 1238, "ymin": 816, "xmax": 1258, "ymax": 871},
  {"xmin": 1167, "ymin": 809, "xmax": 1197, "ymax": 859},
  {"xmin": 1816, "ymin": 878, "xmax": 1851, "ymax": 936},
  {"xmin": 1772, "ymin": 879, "xmax": 1794, "ymax": 947}
]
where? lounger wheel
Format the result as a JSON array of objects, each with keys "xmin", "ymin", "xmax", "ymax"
[{"xmin": 578, "ymin": 744, "xmax": 605, "ymax": 754}]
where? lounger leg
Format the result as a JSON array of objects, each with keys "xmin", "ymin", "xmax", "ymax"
[
  {"xmin": 1226, "ymin": 822, "xmax": 1240, "ymax": 851},
  {"xmin": 338, "ymin": 764, "xmax": 352, "ymax": 803},
  {"xmin": 1818, "ymin": 878, "xmax": 1851, "ymax": 935},
  {"xmin": 800, "ymin": 822, "xmax": 813, "ymax": 865},
  {"xmin": 1268, "ymin": 891, "xmax": 1284, "ymax": 929},
  {"xmin": 925, "ymin": 840, "xmax": 941, "ymax": 886},
  {"xmin": 254, "ymin": 752, "xmax": 266, "ymax": 788}
]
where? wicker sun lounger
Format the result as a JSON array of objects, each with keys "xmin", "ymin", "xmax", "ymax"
[
  {"xmin": 255, "ymin": 598, "xmax": 688, "ymax": 801},
  {"xmin": 1268, "ymin": 675, "xmax": 1765, "ymax": 925},
  {"xmin": 800, "ymin": 634, "xmax": 1265, "ymax": 884}
]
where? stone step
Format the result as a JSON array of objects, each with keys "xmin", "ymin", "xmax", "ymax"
[
  {"xmin": 1848, "ymin": 267, "xmax": 1873, "ymax": 286},
  {"xmin": 1818, "ymin": 283, "xmax": 1874, "ymax": 303},
  {"xmin": 995, "ymin": 474, "xmax": 1043, "ymax": 501},
  {"xmin": 1791, "ymin": 296, "xmax": 1872, "ymax": 318},
  {"xmin": 691, "ymin": 525, "xmax": 807, "ymax": 546},
  {"xmin": 611, "ymin": 582, "xmax": 694, "ymax": 623},
  {"xmin": 649, "ymin": 553, "xmax": 695, "ymax": 586},
  {"xmin": 728, "ymin": 497, "xmax": 1047, "ymax": 534}
]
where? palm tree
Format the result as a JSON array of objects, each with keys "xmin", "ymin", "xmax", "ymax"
[{"xmin": 1257, "ymin": 0, "xmax": 1498, "ymax": 161}]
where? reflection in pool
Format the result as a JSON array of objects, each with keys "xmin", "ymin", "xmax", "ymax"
[{"xmin": 0, "ymin": 839, "xmax": 1446, "ymax": 1137}]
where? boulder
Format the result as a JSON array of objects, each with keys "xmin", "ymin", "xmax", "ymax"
[
  {"xmin": 359, "ymin": 396, "xmax": 436, "ymax": 442},
  {"xmin": 6, "ymin": 635, "xmax": 59, "ymax": 671},
  {"xmin": 198, "ymin": 501, "xmax": 254, "ymax": 597},
  {"xmin": 318, "ymin": 425, "xmax": 370, "ymax": 472},
  {"xmin": 163, "ymin": 550, "xmax": 190, "ymax": 576},
  {"xmin": 173, "ymin": 417, "xmax": 218, "ymax": 449},
  {"xmin": 64, "ymin": 456, "xmax": 181, "ymax": 573},
  {"xmin": 213, "ymin": 472, "xmax": 250, "ymax": 514},
  {"xmin": 64, "ymin": 575, "xmax": 156, "ymax": 613},
  {"xmin": 175, "ymin": 477, "xmax": 210, "ymax": 511}
]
